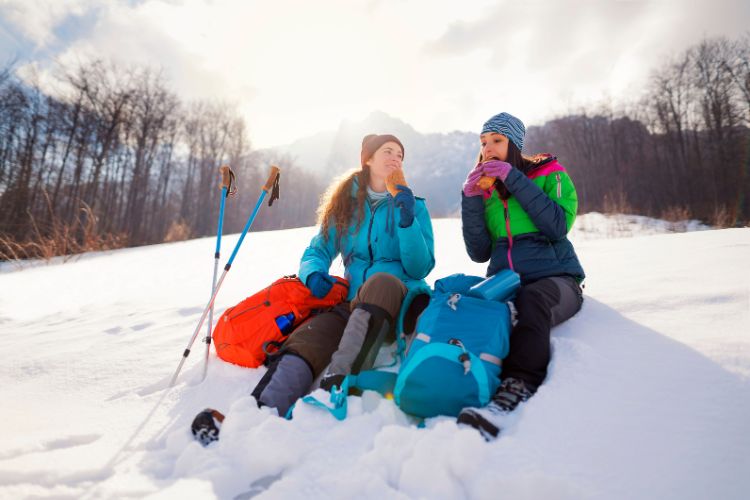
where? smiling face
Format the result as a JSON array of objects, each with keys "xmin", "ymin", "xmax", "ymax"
[
  {"xmin": 480, "ymin": 132, "xmax": 509, "ymax": 162},
  {"xmin": 366, "ymin": 141, "xmax": 404, "ymax": 182}
]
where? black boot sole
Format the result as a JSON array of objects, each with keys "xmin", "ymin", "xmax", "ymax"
[{"xmin": 457, "ymin": 410, "xmax": 500, "ymax": 441}]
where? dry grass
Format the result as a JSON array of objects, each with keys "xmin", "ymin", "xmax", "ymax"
[
  {"xmin": 660, "ymin": 205, "xmax": 691, "ymax": 222},
  {"xmin": 709, "ymin": 205, "xmax": 735, "ymax": 228},
  {"xmin": 0, "ymin": 194, "xmax": 126, "ymax": 263},
  {"xmin": 660, "ymin": 205, "xmax": 693, "ymax": 232},
  {"xmin": 163, "ymin": 219, "xmax": 192, "ymax": 242},
  {"xmin": 602, "ymin": 190, "xmax": 633, "ymax": 215},
  {"xmin": 601, "ymin": 190, "xmax": 634, "ymax": 237}
]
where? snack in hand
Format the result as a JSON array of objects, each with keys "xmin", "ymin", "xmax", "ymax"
[
  {"xmin": 477, "ymin": 176, "xmax": 496, "ymax": 190},
  {"xmin": 386, "ymin": 169, "xmax": 408, "ymax": 197}
]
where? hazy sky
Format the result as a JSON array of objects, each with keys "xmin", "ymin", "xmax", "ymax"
[{"xmin": 1, "ymin": 0, "xmax": 748, "ymax": 148}]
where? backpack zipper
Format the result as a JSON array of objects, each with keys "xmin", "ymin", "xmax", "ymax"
[
  {"xmin": 227, "ymin": 279, "xmax": 292, "ymax": 320},
  {"xmin": 502, "ymin": 199, "xmax": 514, "ymax": 271},
  {"xmin": 227, "ymin": 285, "xmax": 274, "ymax": 320},
  {"xmin": 226, "ymin": 302, "xmax": 267, "ymax": 321},
  {"xmin": 362, "ymin": 200, "xmax": 379, "ymax": 284}
]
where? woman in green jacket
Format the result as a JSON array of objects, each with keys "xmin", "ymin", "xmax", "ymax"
[{"xmin": 458, "ymin": 112, "xmax": 585, "ymax": 440}]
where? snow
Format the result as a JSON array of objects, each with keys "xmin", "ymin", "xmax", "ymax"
[
  {"xmin": 569, "ymin": 212, "xmax": 711, "ymax": 240},
  {"xmin": 0, "ymin": 216, "xmax": 748, "ymax": 499}
]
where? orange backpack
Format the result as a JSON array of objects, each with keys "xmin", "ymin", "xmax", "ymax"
[{"xmin": 213, "ymin": 275, "xmax": 349, "ymax": 368}]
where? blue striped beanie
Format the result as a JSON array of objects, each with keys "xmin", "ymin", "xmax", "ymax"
[{"xmin": 481, "ymin": 112, "xmax": 526, "ymax": 150}]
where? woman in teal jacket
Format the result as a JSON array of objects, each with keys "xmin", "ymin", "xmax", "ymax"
[{"xmin": 250, "ymin": 133, "xmax": 435, "ymax": 417}]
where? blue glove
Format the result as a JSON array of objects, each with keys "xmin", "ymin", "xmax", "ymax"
[
  {"xmin": 394, "ymin": 185, "xmax": 415, "ymax": 228},
  {"xmin": 306, "ymin": 271, "xmax": 335, "ymax": 298}
]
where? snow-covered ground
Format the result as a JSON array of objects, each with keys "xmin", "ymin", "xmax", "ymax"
[
  {"xmin": 0, "ymin": 216, "xmax": 748, "ymax": 499},
  {"xmin": 569, "ymin": 212, "xmax": 710, "ymax": 240}
]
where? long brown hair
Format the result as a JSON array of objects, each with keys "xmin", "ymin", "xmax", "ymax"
[
  {"xmin": 318, "ymin": 133, "xmax": 405, "ymax": 245},
  {"xmin": 478, "ymin": 141, "xmax": 546, "ymax": 199},
  {"xmin": 317, "ymin": 166, "xmax": 370, "ymax": 245}
]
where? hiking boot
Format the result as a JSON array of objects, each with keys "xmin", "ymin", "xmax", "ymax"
[
  {"xmin": 456, "ymin": 377, "xmax": 533, "ymax": 440},
  {"xmin": 191, "ymin": 408, "xmax": 225, "ymax": 446},
  {"xmin": 319, "ymin": 373, "xmax": 346, "ymax": 392}
]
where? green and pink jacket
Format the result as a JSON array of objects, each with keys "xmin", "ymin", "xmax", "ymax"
[{"xmin": 461, "ymin": 155, "xmax": 585, "ymax": 284}]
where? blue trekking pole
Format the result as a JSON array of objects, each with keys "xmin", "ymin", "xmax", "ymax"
[
  {"xmin": 169, "ymin": 165, "xmax": 280, "ymax": 387},
  {"xmin": 201, "ymin": 165, "xmax": 237, "ymax": 382}
]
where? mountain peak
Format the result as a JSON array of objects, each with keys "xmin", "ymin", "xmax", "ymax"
[{"xmin": 339, "ymin": 110, "xmax": 417, "ymax": 138}]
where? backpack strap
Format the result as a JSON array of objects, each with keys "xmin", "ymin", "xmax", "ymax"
[
  {"xmin": 302, "ymin": 376, "xmax": 352, "ymax": 421},
  {"xmin": 301, "ymin": 371, "xmax": 398, "ymax": 420},
  {"xmin": 394, "ymin": 283, "xmax": 433, "ymax": 363},
  {"xmin": 351, "ymin": 370, "xmax": 398, "ymax": 394},
  {"xmin": 300, "ymin": 283, "xmax": 432, "ymax": 420}
]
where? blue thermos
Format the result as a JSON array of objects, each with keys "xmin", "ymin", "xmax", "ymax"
[
  {"xmin": 467, "ymin": 269, "xmax": 520, "ymax": 302},
  {"xmin": 275, "ymin": 313, "xmax": 295, "ymax": 334}
]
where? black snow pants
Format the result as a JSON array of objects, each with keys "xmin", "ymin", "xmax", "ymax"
[{"xmin": 501, "ymin": 275, "xmax": 583, "ymax": 392}]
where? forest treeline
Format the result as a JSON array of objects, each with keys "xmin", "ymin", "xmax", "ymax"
[
  {"xmin": 0, "ymin": 34, "xmax": 748, "ymax": 260},
  {"xmin": 526, "ymin": 35, "xmax": 750, "ymax": 226},
  {"xmin": 0, "ymin": 61, "xmax": 322, "ymax": 260}
]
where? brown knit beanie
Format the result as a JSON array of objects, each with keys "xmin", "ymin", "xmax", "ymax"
[{"xmin": 360, "ymin": 134, "xmax": 405, "ymax": 168}]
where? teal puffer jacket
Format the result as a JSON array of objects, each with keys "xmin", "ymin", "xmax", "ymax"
[{"xmin": 299, "ymin": 181, "xmax": 435, "ymax": 301}]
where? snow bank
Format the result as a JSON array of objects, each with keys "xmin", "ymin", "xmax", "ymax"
[{"xmin": 0, "ymin": 220, "xmax": 747, "ymax": 499}]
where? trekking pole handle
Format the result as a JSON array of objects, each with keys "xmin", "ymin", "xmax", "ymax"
[
  {"xmin": 219, "ymin": 165, "xmax": 232, "ymax": 189},
  {"xmin": 263, "ymin": 166, "xmax": 280, "ymax": 193}
]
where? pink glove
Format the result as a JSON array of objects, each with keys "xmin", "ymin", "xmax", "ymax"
[
  {"xmin": 481, "ymin": 160, "xmax": 513, "ymax": 182},
  {"xmin": 462, "ymin": 163, "xmax": 485, "ymax": 197}
]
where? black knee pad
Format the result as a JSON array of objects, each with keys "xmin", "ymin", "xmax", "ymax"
[{"xmin": 350, "ymin": 303, "xmax": 394, "ymax": 374}]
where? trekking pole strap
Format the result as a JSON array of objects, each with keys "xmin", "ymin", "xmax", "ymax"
[
  {"xmin": 219, "ymin": 165, "xmax": 232, "ymax": 190},
  {"xmin": 219, "ymin": 165, "xmax": 238, "ymax": 198},
  {"xmin": 264, "ymin": 166, "xmax": 280, "ymax": 206},
  {"xmin": 263, "ymin": 166, "xmax": 280, "ymax": 193}
]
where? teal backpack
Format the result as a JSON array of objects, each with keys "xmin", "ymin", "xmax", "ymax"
[{"xmin": 303, "ymin": 270, "xmax": 520, "ymax": 420}]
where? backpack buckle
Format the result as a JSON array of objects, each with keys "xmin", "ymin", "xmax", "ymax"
[
  {"xmin": 449, "ymin": 338, "xmax": 471, "ymax": 375},
  {"xmin": 447, "ymin": 293, "xmax": 461, "ymax": 310}
]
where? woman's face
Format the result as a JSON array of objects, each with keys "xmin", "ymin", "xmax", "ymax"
[
  {"xmin": 366, "ymin": 141, "xmax": 404, "ymax": 180},
  {"xmin": 480, "ymin": 132, "xmax": 509, "ymax": 162}
]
